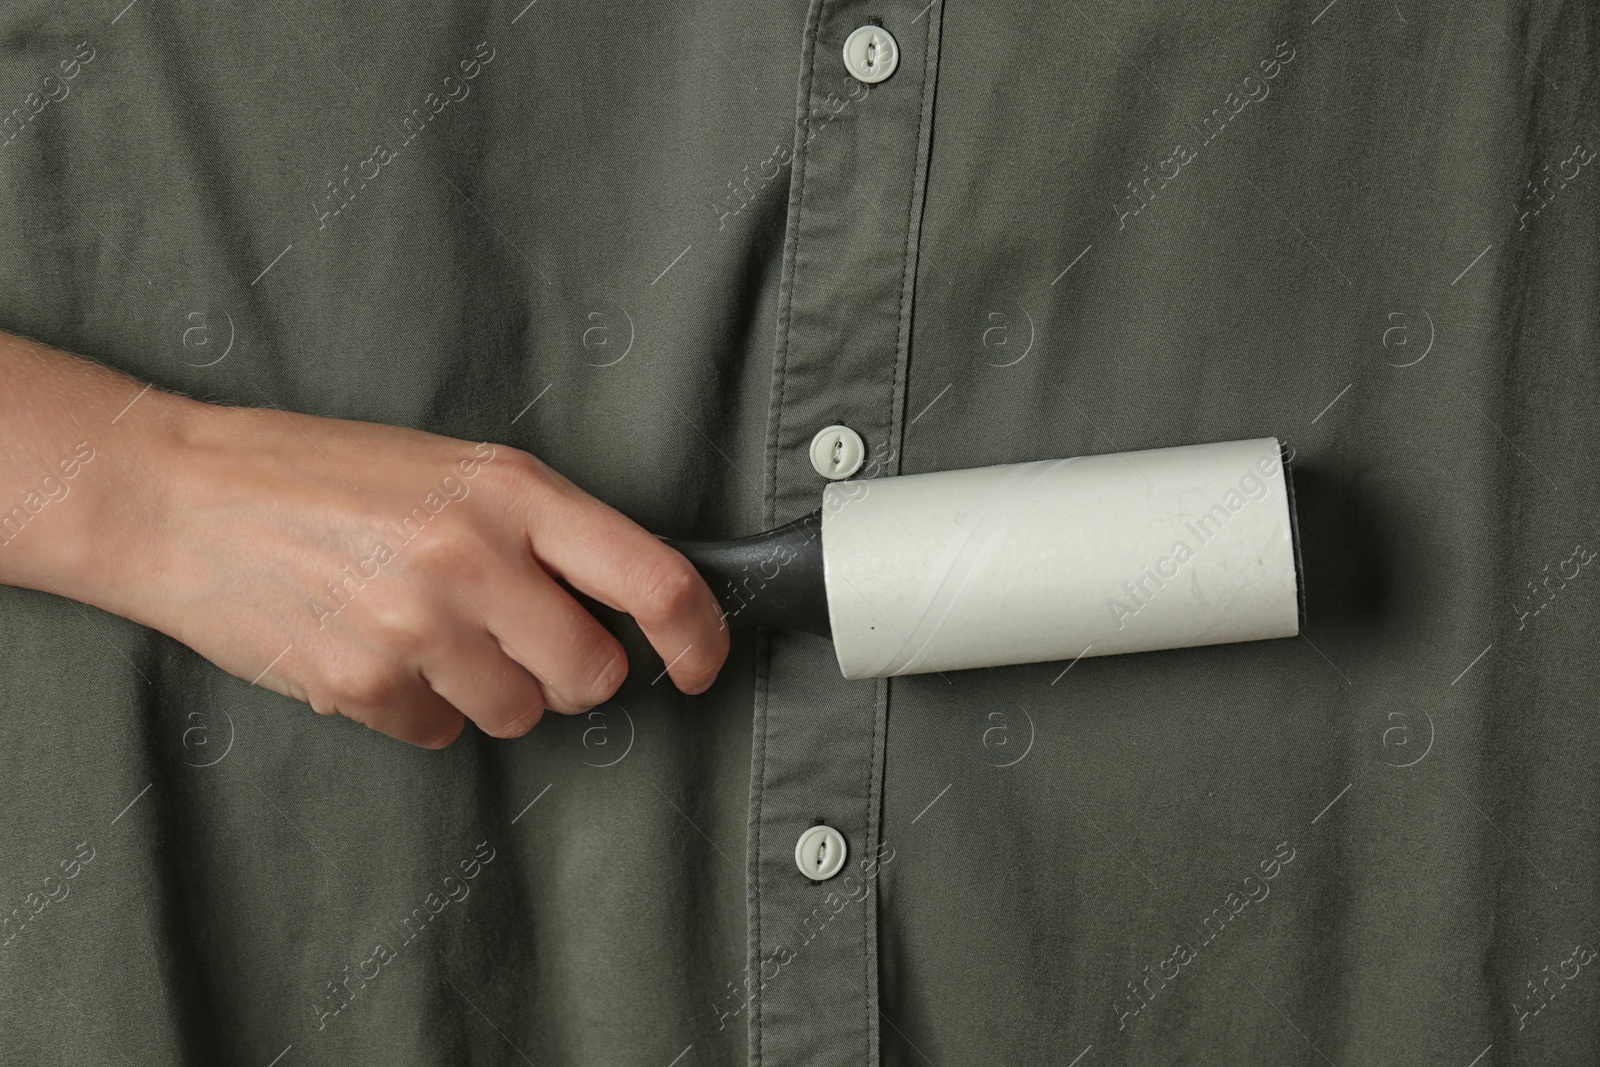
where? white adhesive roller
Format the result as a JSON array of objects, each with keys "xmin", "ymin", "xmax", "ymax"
[{"xmin": 667, "ymin": 437, "xmax": 1303, "ymax": 680}]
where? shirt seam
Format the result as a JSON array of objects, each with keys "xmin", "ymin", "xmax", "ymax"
[
  {"xmin": 754, "ymin": 5, "xmax": 828, "ymax": 1065},
  {"xmin": 871, "ymin": 8, "xmax": 942, "ymax": 1058},
  {"xmin": 764, "ymin": 3, "xmax": 828, "ymax": 535}
]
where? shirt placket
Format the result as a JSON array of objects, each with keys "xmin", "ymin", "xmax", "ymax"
[{"xmin": 745, "ymin": 2, "xmax": 944, "ymax": 1065}]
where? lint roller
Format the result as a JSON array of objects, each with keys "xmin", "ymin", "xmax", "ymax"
[{"xmin": 666, "ymin": 437, "xmax": 1303, "ymax": 679}]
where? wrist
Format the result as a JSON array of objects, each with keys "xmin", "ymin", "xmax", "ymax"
[{"xmin": 45, "ymin": 386, "xmax": 209, "ymax": 627}]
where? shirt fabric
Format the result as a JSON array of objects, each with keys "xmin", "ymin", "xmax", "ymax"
[{"xmin": 2, "ymin": 2, "xmax": 1598, "ymax": 1065}]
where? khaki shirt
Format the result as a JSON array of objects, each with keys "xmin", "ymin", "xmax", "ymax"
[{"xmin": 1, "ymin": 2, "xmax": 1596, "ymax": 1064}]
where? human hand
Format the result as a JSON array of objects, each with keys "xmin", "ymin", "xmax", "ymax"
[{"xmin": 85, "ymin": 399, "xmax": 729, "ymax": 748}]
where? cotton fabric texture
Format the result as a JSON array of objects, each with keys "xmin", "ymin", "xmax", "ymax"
[{"xmin": 1, "ymin": 2, "xmax": 1597, "ymax": 1065}]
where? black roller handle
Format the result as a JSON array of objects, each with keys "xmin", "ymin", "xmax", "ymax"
[{"xmin": 664, "ymin": 508, "xmax": 833, "ymax": 639}]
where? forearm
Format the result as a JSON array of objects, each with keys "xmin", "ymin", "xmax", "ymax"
[
  {"xmin": 0, "ymin": 329, "xmax": 191, "ymax": 612},
  {"xmin": 0, "ymin": 328, "xmax": 727, "ymax": 744}
]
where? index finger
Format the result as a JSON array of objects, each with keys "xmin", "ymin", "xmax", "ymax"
[{"xmin": 520, "ymin": 461, "xmax": 730, "ymax": 695}]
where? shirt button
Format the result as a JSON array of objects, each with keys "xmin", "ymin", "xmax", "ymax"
[
  {"xmin": 809, "ymin": 424, "xmax": 866, "ymax": 480},
  {"xmin": 795, "ymin": 824, "xmax": 848, "ymax": 881},
  {"xmin": 842, "ymin": 24, "xmax": 899, "ymax": 84}
]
